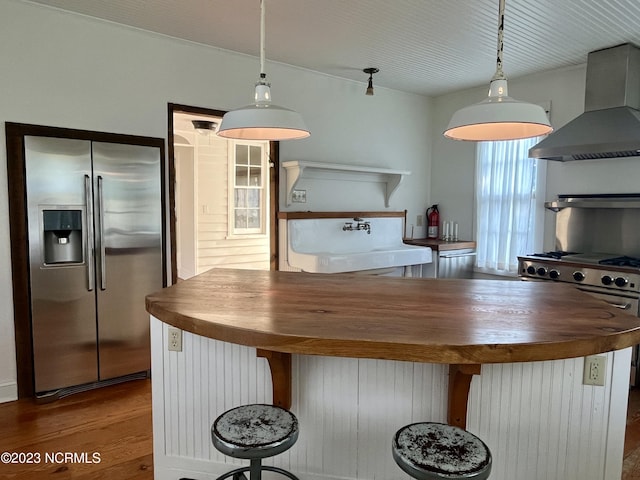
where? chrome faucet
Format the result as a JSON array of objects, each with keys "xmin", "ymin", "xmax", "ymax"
[
  {"xmin": 342, "ymin": 218, "xmax": 371, "ymax": 234},
  {"xmin": 357, "ymin": 221, "xmax": 371, "ymax": 234}
]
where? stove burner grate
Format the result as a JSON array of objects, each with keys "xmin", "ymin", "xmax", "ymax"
[
  {"xmin": 599, "ymin": 256, "xmax": 640, "ymax": 268},
  {"xmin": 528, "ymin": 251, "xmax": 578, "ymax": 260}
]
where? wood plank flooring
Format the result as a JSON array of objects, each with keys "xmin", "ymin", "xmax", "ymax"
[
  {"xmin": 624, "ymin": 386, "xmax": 640, "ymax": 479},
  {"xmin": 0, "ymin": 378, "xmax": 638, "ymax": 479},
  {"xmin": 0, "ymin": 379, "xmax": 152, "ymax": 480}
]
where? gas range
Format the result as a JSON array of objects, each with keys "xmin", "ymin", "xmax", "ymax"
[
  {"xmin": 530, "ymin": 193, "xmax": 640, "ymax": 386},
  {"xmin": 517, "ymin": 252, "xmax": 640, "ymax": 294}
]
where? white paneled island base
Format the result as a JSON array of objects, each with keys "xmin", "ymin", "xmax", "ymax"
[{"xmin": 150, "ymin": 317, "xmax": 631, "ymax": 480}]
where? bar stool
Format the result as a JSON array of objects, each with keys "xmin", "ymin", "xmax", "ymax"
[
  {"xmin": 392, "ymin": 422, "xmax": 491, "ymax": 480},
  {"xmin": 211, "ymin": 404, "xmax": 300, "ymax": 480}
]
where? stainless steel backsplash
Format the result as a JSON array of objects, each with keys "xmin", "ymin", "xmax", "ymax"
[{"xmin": 551, "ymin": 195, "xmax": 640, "ymax": 256}]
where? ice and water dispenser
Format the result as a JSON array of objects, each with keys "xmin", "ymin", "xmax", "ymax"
[{"xmin": 43, "ymin": 209, "xmax": 83, "ymax": 264}]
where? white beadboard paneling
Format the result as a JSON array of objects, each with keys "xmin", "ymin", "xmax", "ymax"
[
  {"xmin": 466, "ymin": 352, "xmax": 628, "ymax": 480},
  {"xmin": 175, "ymin": 122, "xmax": 271, "ymax": 275},
  {"xmin": 27, "ymin": 0, "xmax": 640, "ymax": 96},
  {"xmin": 151, "ymin": 317, "xmax": 630, "ymax": 480},
  {"xmin": 160, "ymin": 322, "xmax": 271, "ymax": 466},
  {"xmin": 605, "ymin": 347, "xmax": 633, "ymax": 478},
  {"xmin": 292, "ymin": 355, "xmax": 360, "ymax": 477},
  {"xmin": 150, "ymin": 315, "xmax": 167, "ymax": 461},
  {"xmin": 356, "ymin": 359, "xmax": 448, "ymax": 480}
]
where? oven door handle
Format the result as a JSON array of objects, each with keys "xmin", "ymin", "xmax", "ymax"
[
  {"xmin": 440, "ymin": 252, "xmax": 477, "ymax": 259},
  {"xmin": 576, "ymin": 287, "xmax": 633, "ymax": 310},
  {"xmin": 605, "ymin": 301, "xmax": 632, "ymax": 310}
]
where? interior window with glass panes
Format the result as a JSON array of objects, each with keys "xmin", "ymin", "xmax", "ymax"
[{"xmin": 229, "ymin": 142, "xmax": 268, "ymax": 235}]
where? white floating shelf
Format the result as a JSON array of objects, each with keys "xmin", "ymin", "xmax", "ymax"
[{"xmin": 282, "ymin": 161, "xmax": 410, "ymax": 207}]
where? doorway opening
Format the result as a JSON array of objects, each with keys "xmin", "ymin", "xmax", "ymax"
[{"xmin": 168, "ymin": 104, "xmax": 280, "ymax": 284}]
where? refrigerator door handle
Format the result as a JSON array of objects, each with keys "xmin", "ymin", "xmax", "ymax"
[
  {"xmin": 84, "ymin": 174, "xmax": 95, "ymax": 291},
  {"xmin": 97, "ymin": 175, "xmax": 107, "ymax": 291}
]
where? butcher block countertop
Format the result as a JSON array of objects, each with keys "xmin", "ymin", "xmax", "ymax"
[
  {"xmin": 146, "ymin": 268, "xmax": 640, "ymax": 365},
  {"xmin": 404, "ymin": 238, "xmax": 476, "ymax": 251}
]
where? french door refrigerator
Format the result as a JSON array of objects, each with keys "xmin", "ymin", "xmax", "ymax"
[{"xmin": 25, "ymin": 136, "xmax": 163, "ymax": 396}]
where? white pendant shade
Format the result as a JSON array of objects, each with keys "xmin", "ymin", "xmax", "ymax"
[
  {"xmin": 444, "ymin": 0, "xmax": 552, "ymax": 142},
  {"xmin": 444, "ymin": 80, "xmax": 552, "ymax": 141},
  {"xmin": 217, "ymin": 102, "xmax": 310, "ymax": 141}
]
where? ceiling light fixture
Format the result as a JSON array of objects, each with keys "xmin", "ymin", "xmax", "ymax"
[
  {"xmin": 443, "ymin": 0, "xmax": 552, "ymax": 141},
  {"xmin": 363, "ymin": 68, "xmax": 379, "ymax": 96},
  {"xmin": 192, "ymin": 120, "xmax": 217, "ymax": 135},
  {"xmin": 217, "ymin": 0, "xmax": 310, "ymax": 141}
]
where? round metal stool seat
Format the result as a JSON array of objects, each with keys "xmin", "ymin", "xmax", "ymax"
[
  {"xmin": 392, "ymin": 422, "xmax": 491, "ymax": 480},
  {"xmin": 212, "ymin": 404, "xmax": 300, "ymax": 480}
]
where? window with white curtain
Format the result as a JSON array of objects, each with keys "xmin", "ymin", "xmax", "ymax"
[{"xmin": 475, "ymin": 136, "xmax": 546, "ymax": 276}]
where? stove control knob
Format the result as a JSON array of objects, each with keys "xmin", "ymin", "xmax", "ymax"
[
  {"xmin": 526, "ymin": 266, "xmax": 536, "ymax": 275},
  {"xmin": 573, "ymin": 271, "xmax": 585, "ymax": 282},
  {"xmin": 601, "ymin": 275, "xmax": 614, "ymax": 286},
  {"xmin": 615, "ymin": 277, "xmax": 629, "ymax": 287},
  {"xmin": 549, "ymin": 269, "xmax": 560, "ymax": 279},
  {"xmin": 537, "ymin": 267, "xmax": 548, "ymax": 276}
]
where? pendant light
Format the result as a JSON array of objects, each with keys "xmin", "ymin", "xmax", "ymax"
[
  {"xmin": 217, "ymin": 0, "xmax": 310, "ymax": 141},
  {"xmin": 444, "ymin": 0, "xmax": 552, "ymax": 141},
  {"xmin": 363, "ymin": 68, "xmax": 379, "ymax": 96}
]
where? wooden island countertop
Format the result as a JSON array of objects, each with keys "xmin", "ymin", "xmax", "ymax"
[
  {"xmin": 146, "ymin": 268, "xmax": 640, "ymax": 427},
  {"xmin": 146, "ymin": 268, "xmax": 640, "ymax": 363}
]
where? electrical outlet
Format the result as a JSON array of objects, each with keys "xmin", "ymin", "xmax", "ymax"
[
  {"xmin": 583, "ymin": 355, "xmax": 606, "ymax": 386},
  {"xmin": 291, "ymin": 189, "xmax": 307, "ymax": 203},
  {"xmin": 168, "ymin": 327, "xmax": 182, "ymax": 352},
  {"xmin": 416, "ymin": 214, "xmax": 424, "ymax": 227}
]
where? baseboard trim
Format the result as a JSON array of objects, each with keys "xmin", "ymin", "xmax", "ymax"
[{"xmin": 0, "ymin": 381, "xmax": 18, "ymax": 403}]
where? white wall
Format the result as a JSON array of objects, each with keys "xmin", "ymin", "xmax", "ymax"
[
  {"xmin": 278, "ymin": 82, "xmax": 433, "ymax": 225},
  {"xmin": 0, "ymin": 0, "xmax": 432, "ymax": 400},
  {"xmin": 431, "ymin": 64, "xmax": 640, "ymax": 250}
]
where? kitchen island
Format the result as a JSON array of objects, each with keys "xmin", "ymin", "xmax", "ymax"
[{"xmin": 146, "ymin": 268, "xmax": 640, "ymax": 480}]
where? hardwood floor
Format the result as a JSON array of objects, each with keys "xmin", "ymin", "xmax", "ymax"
[
  {"xmin": 0, "ymin": 378, "xmax": 638, "ymax": 479},
  {"xmin": 0, "ymin": 379, "xmax": 152, "ymax": 480},
  {"xmin": 624, "ymin": 386, "xmax": 640, "ymax": 479}
]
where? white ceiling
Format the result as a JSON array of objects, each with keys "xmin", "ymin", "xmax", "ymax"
[{"xmin": 23, "ymin": 0, "xmax": 640, "ymax": 97}]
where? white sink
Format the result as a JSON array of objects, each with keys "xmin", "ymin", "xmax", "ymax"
[
  {"xmin": 288, "ymin": 245, "xmax": 432, "ymax": 274},
  {"xmin": 286, "ymin": 217, "xmax": 432, "ymax": 274}
]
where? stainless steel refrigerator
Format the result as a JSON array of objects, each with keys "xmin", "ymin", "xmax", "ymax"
[{"xmin": 25, "ymin": 136, "xmax": 163, "ymax": 395}]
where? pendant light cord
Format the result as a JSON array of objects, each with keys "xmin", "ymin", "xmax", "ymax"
[
  {"xmin": 443, "ymin": 0, "xmax": 552, "ymax": 140},
  {"xmin": 260, "ymin": 0, "xmax": 266, "ymax": 78},
  {"xmin": 216, "ymin": 0, "xmax": 310, "ymax": 140},
  {"xmin": 492, "ymin": 0, "xmax": 506, "ymax": 81}
]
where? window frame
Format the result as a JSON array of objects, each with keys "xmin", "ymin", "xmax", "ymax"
[{"xmin": 227, "ymin": 140, "xmax": 270, "ymax": 238}]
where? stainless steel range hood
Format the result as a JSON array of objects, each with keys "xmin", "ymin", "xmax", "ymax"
[{"xmin": 529, "ymin": 43, "xmax": 640, "ymax": 161}]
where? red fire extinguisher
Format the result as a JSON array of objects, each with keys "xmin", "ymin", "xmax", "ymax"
[{"xmin": 427, "ymin": 205, "xmax": 439, "ymax": 239}]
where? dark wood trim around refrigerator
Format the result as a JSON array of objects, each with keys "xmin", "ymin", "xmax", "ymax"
[
  {"xmin": 5, "ymin": 122, "xmax": 167, "ymax": 399},
  {"xmin": 167, "ymin": 103, "xmax": 281, "ymax": 284},
  {"xmin": 6, "ymin": 123, "xmax": 31, "ymax": 399}
]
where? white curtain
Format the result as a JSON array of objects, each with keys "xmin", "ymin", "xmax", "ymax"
[{"xmin": 475, "ymin": 137, "xmax": 543, "ymax": 275}]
